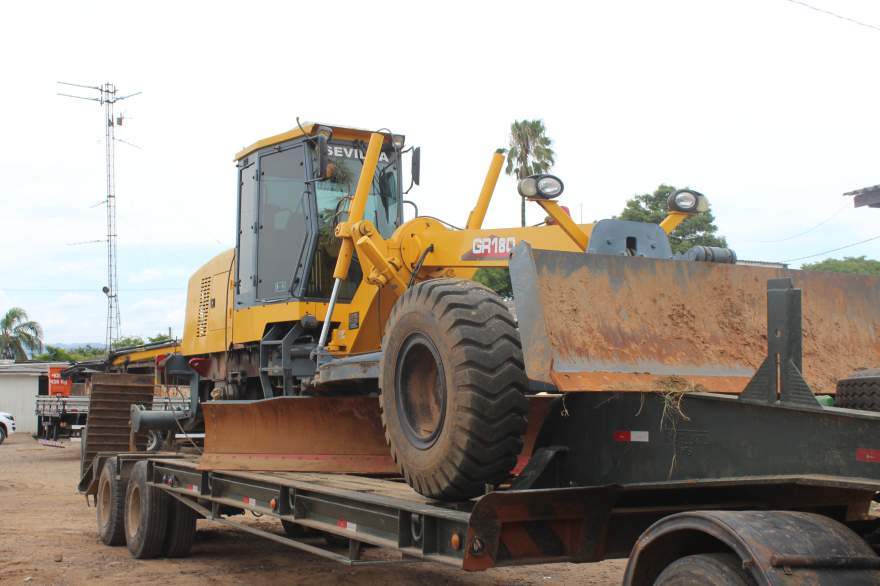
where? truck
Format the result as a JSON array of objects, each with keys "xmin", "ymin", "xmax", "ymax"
[
  {"xmin": 36, "ymin": 342, "xmax": 189, "ymax": 447},
  {"xmin": 76, "ymin": 122, "xmax": 880, "ymax": 584}
]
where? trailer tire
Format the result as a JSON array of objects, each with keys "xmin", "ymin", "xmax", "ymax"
[
  {"xmin": 163, "ymin": 498, "xmax": 197, "ymax": 558},
  {"xmin": 836, "ymin": 369, "xmax": 880, "ymax": 411},
  {"xmin": 655, "ymin": 553, "xmax": 756, "ymax": 585},
  {"xmin": 97, "ymin": 457, "xmax": 128, "ymax": 546},
  {"xmin": 380, "ymin": 279, "xmax": 529, "ymax": 501},
  {"xmin": 124, "ymin": 460, "xmax": 169, "ymax": 559}
]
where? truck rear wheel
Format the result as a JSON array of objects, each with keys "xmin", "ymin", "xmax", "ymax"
[
  {"xmin": 655, "ymin": 553, "xmax": 756, "ymax": 585},
  {"xmin": 163, "ymin": 498, "xmax": 197, "ymax": 558},
  {"xmin": 97, "ymin": 457, "xmax": 128, "ymax": 546},
  {"xmin": 380, "ymin": 279, "xmax": 529, "ymax": 501},
  {"xmin": 124, "ymin": 460, "xmax": 169, "ymax": 559},
  {"xmin": 836, "ymin": 369, "xmax": 880, "ymax": 411}
]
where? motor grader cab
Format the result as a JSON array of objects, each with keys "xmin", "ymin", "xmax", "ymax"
[{"xmin": 166, "ymin": 124, "xmax": 880, "ymax": 503}]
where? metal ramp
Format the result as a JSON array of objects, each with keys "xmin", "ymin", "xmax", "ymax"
[{"xmin": 77, "ymin": 373, "xmax": 154, "ymax": 492}]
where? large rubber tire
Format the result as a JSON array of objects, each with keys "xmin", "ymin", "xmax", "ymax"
[
  {"xmin": 0, "ymin": 427, "xmax": 6, "ymax": 445},
  {"xmin": 124, "ymin": 460, "xmax": 169, "ymax": 559},
  {"xmin": 163, "ymin": 498, "xmax": 197, "ymax": 558},
  {"xmin": 380, "ymin": 279, "xmax": 529, "ymax": 501},
  {"xmin": 836, "ymin": 369, "xmax": 880, "ymax": 411},
  {"xmin": 655, "ymin": 553, "xmax": 756, "ymax": 585},
  {"xmin": 97, "ymin": 457, "xmax": 128, "ymax": 546}
]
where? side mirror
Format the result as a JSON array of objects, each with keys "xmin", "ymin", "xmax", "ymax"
[
  {"xmin": 315, "ymin": 134, "xmax": 329, "ymax": 180},
  {"xmin": 411, "ymin": 147, "xmax": 421, "ymax": 186}
]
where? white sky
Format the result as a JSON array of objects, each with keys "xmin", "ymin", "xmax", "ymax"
[{"xmin": 1, "ymin": 0, "xmax": 878, "ymax": 344}]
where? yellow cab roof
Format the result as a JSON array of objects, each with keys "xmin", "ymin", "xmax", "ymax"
[{"xmin": 234, "ymin": 122, "xmax": 390, "ymax": 161}]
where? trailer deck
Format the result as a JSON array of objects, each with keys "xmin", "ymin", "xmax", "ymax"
[{"xmin": 82, "ymin": 450, "xmax": 880, "ymax": 578}]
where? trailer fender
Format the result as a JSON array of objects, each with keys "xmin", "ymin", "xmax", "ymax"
[{"xmin": 623, "ymin": 510, "xmax": 880, "ymax": 586}]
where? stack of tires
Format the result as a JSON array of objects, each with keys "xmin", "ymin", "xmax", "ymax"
[{"xmin": 836, "ymin": 369, "xmax": 880, "ymax": 412}]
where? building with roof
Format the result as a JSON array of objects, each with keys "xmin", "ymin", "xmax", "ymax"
[
  {"xmin": 844, "ymin": 185, "xmax": 880, "ymax": 209},
  {"xmin": 0, "ymin": 361, "xmax": 68, "ymax": 434}
]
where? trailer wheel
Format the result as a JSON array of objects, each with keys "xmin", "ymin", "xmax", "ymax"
[
  {"xmin": 163, "ymin": 498, "xmax": 197, "ymax": 558},
  {"xmin": 380, "ymin": 279, "xmax": 529, "ymax": 500},
  {"xmin": 124, "ymin": 460, "xmax": 169, "ymax": 559},
  {"xmin": 97, "ymin": 457, "xmax": 128, "ymax": 546},
  {"xmin": 836, "ymin": 369, "xmax": 880, "ymax": 411},
  {"xmin": 655, "ymin": 553, "xmax": 756, "ymax": 585}
]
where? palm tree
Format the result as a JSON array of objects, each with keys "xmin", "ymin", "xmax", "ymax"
[
  {"xmin": 505, "ymin": 120, "xmax": 556, "ymax": 226},
  {"xmin": 0, "ymin": 307, "xmax": 43, "ymax": 361}
]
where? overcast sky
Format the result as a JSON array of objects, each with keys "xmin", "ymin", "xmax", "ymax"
[{"xmin": 1, "ymin": 0, "xmax": 878, "ymax": 345}]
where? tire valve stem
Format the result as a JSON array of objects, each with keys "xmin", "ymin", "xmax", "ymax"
[{"xmin": 470, "ymin": 537, "xmax": 484, "ymax": 556}]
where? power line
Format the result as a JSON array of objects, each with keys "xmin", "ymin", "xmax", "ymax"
[
  {"xmin": 782, "ymin": 0, "xmax": 880, "ymax": 33},
  {"xmin": 745, "ymin": 202, "xmax": 850, "ymax": 243},
  {"xmin": 0, "ymin": 288, "xmax": 185, "ymax": 293},
  {"xmin": 780, "ymin": 233, "xmax": 880, "ymax": 263}
]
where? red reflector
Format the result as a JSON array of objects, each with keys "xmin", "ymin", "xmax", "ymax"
[
  {"xmin": 613, "ymin": 431, "xmax": 630, "ymax": 442},
  {"xmin": 856, "ymin": 448, "xmax": 880, "ymax": 463},
  {"xmin": 336, "ymin": 519, "xmax": 347, "ymax": 528}
]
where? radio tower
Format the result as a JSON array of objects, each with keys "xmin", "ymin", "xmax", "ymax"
[{"xmin": 58, "ymin": 82, "xmax": 140, "ymax": 353}]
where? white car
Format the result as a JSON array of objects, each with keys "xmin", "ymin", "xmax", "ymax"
[{"xmin": 0, "ymin": 411, "xmax": 15, "ymax": 445}]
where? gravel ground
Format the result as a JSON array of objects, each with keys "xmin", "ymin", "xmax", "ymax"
[{"xmin": 0, "ymin": 434, "xmax": 626, "ymax": 585}]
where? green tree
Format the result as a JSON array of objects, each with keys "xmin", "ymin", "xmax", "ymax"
[
  {"xmin": 505, "ymin": 120, "xmax": 556, "ymax": 227},
  {"xmin": 147, "ymin": 332, "xmax": 173, "ymax": 343},
  {"xmin": 0, "ymin": 308, "xmax": 43, "ymax": 361},
  {"xmin": 33, "ymin": 345, "xmax": 74, "ymax": 362},
  {"xmin": 801, "ymin": 256, "xmax": 880, "ymax": 275},
  {"xmin": 112, "ymin": 335, "xmax": 145, "ymax": 350},
  {"xmin": 474, "ymin": 268, "xmax": 513, "ymax": 298},
  {"xmin": 34, "ymin": 344, "xmax": 107, "ymax": 362},
  {"xmin": 618, "ymin": 184, "xmax": 727, "ymax": 255}
]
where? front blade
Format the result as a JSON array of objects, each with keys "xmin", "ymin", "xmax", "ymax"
[
  {"xmin": 510, "ymin": 243, "xmax": 880, "ymax": 394},
  {"xmin": 200, "ymin": 396, "xmax": 398, "ymax": 474}
]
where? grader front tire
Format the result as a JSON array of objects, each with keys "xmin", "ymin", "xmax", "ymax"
[{"xmin": 380, "ymin": 279, "xmax": 529, "ymax": 501}]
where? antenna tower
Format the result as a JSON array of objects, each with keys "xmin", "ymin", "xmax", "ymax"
[{"xmin": 58, "ymin": 81, "xmax": 140, "ymax": 353}]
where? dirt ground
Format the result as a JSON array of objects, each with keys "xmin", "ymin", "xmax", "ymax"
[{"xmin": 0, "ymin": 434, "xmax": 626, "ymax": 585}]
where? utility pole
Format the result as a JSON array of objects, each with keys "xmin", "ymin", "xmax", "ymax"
[{"xmin": 58, "ymin": 81, "xmax": 140, "ymax": 354}]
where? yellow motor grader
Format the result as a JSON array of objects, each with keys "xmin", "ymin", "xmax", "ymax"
[{"xmin": 133, "ymin": 123, "xmax": 878, "ymax": 502}]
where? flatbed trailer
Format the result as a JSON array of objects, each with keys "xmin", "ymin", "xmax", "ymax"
[
  {"xmin": 76, "ymin": 278, "xmax": 880, "ymax": 584},
  {"xmin": 81, "ymin": 450, "xmax": 880, "ymax": 584}
]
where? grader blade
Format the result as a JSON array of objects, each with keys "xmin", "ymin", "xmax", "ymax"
[
  {"xmin": 199, "ymin": 396, "xmax": 398, "ymax": 474},
  {"xmin": 509, "ymin": 243, "xmax": 880, "ymax": 394},
  {"xmin": 199, "ymin": 394, "xmax": 556, "ymax": 476}
]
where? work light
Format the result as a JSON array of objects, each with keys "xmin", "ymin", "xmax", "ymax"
[
  {"xmin": 518, "ymin": 174, "xmax": 565, "ymax": 199},
  {"xmin": 667, "ymin": 189, "xmax": 706, "ymax": 213}
]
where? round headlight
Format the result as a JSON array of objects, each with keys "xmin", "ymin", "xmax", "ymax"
[
  {"xmin": 537, "ymin": 176, "xmax": 564, "ymax": 198},
  {"xmin": 518, "ymin": 174, "xmax": 564, "ymax": 199},
  {"xmin": 667, "ymin": 189, "xmax": 704, "ymax": 212},
  {"xmin": 517, "ymin": 177, "xmax": 538, "ymax": 198},
  {"xmin": 675, "ymin": 191, "xmax": 697, "ymax": 210}
]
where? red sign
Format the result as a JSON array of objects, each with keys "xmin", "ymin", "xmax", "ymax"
[{"xmin": 48, "ymin": 366, "xmax": 72, "ymax": 396}]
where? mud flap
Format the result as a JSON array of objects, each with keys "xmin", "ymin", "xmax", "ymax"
[{"xmin": 509, "ymin": 243, "xmax": 880, "ymax": 394}]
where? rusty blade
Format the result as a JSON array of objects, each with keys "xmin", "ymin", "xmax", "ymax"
[
  {"xmin": 200, "ymin": 396, "xmax": 398, "ymax": 474},
  {"xmin": 200, "ymin": 395, "xmax": 555, "ymax": 476},
  {"xmin": 510, "ymin": 244, "xmax": 880, "ymax": 394}
]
